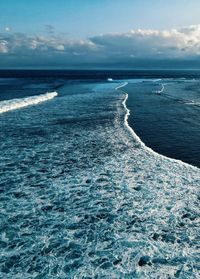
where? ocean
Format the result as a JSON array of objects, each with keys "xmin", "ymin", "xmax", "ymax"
[
  {"xmin": 125, "ymin": 77, "xmax": 200, "ymax": 168},
  {"xmin": 0, "ymin": 70, "xmax": 200, "ymax": 278}
]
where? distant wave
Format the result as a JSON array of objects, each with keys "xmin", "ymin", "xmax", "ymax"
[
  {"xmin": 153, "ymin": 78, "xmax": 162, "ymax": 82},
  {"xmin": 184, "ymin": 101, "xmax": 200, "ymax": 107},
  {"xmin": 0, "ymin": 91, "xmax": 58, "ymax": 114},
  {"xmin": 153, "ymin": 83, "xmax": 165, "ymax": 94},
  {"xmin": 154, "ymin": 88, "xmax": 200, "ymax": 108},
  {"xmin": 116, "ymin": 82, "xmax": 198, "ymax": 170},
  {"xmin": 115, "ymin": 82, "xmax": 128, "ymax": 90},
  {"xmin": 107, "ymin": 78, "xmax": 113, "ymax": 82}
]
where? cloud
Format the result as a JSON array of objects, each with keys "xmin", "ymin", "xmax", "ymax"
[
  {"xmin": 5, "ymin": 27, "xmax": 11, "ymax": 32},
  {"xmin": 90, "ymin": 25, "xmax": 200, "ymax": 59},
  {"xmin": 0, "ymin": 40, "xmax": 9, "ymax": 53},
  {"xmin": 1, "ymin": 25, "xmax": 200, "ymax": 68},
  {"xmin": 0, "ymin": 32, "xmax": 96, "ymax": 54}
]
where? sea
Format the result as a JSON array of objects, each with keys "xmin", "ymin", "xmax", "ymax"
[{"xmin": 0, "ymin": 70, "xmax": 200, "ymax": 278}]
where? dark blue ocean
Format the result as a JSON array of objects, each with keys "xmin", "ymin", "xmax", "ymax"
[
  {"xmin": 0, "ymin": 70, "xmax": 200, "ymax": 278},
  {"xmin": 125, "ymin": 77, "xmax": 200, "ymax": 168}
]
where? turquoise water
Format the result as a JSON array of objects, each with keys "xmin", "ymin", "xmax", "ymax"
[{"xmin": 0, "ymin": 78, "xmax": 200, "ymax": 278}]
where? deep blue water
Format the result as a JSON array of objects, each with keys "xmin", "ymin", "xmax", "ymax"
[
  {"xmin": 125, "ymin": 78, "xmax": 200, "ymax": 168},
  {"xmin": 0, "ymin": 71, "xmax": 200, "ymax": 278}
]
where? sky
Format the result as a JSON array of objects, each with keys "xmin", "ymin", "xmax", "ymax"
[{"xmin": 1, "ymin": 0, "xmax": 200, "ymax": 69}]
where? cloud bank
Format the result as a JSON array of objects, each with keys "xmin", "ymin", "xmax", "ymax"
[{"xmin": 1, "ymin": 25, "xmax": 200, "ymax": 68}]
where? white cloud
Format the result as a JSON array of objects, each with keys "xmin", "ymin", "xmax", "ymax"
[
  {"xmin": 1, "ymin": 25, "xmax": 200, "ymax": 67},
  {"xmin": 90, "ymin": 25, "xmax": 200, "ymax": 59},
  {"xmin": 0, "ymin": 33, "xmax": 95, "ymax": 54},
  {"xmin": 0, "ymin": 40, "xmax": 9, "ymax": 53},
  {"xmin": 5, "ymin": 27, "xmax": 11, "ymax": 32},
  {"xmin": 55, "ymin": 44, "xmax": 65, "ymax": 51}
]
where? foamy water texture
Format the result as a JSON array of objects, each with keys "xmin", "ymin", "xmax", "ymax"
[
  {"xmin": 0, "ymin": 91, "xmax": 57, "ymax": 113},
  {"xmin": 0, "ymin": 81, "xmax": 200, "ymax": 278}
]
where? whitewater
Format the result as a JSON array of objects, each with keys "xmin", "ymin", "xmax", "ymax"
[
  {"xmin": 117, "ymin": 82, "xmax": 200, "ymax": 169},
  {"xmin": 0, "ymin": 80, "xmax": 199, "ymax": 278},
  {"xmin": 0, "ymin": 91, "xmax": 58, "ymax": 114}
]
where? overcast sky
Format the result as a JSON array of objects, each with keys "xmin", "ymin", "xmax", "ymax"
[{"xmin": 1, "ymin": 0, "xmax": 200, "ymax": 69}]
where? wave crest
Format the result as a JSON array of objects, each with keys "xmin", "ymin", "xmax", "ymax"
[{"xmin": 0, "ymin": 91, "xmax": 58, "ymax": 114}]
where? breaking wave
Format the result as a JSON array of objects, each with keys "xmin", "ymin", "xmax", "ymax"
[
  {"xmin": 153, "ymin": 83, "xmax": 165, "ymax": 94},
  {"xmin": 184, "ymin": 100, "xmax": 200, "ymax": 107},
  {"xmin": 115, "ymin": 82, "xmax": 128, "ymax": 90},
  {"xmin": 116, "ymin": 82, "xmax": 199, "ymax": 170},
  {"xmin": 0, "ymin": 91, "xmax": 58, "ymax": 114},
  {"xmin": 0, "ymin": 80, "xmax": 200, "ymax": 278}
]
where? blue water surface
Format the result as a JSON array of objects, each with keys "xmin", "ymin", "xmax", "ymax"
[{"xmin": 0, "ymin": 72, "xmax": 200, "ymax": 278}]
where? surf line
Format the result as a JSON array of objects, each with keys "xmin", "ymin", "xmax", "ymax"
[
  {"xmin": 154, "ymin": 83, "xmax": 165, "ymax": 94},
  {"xmin": 115, "ymin": 82, "xmax": 199, "ymax": 170},
  {"xmin": 0, "ymin": 91, "xmax": 58, "ymax": 114},
  {"xmin": 115, "ymin": 82, "xmax": 128, "ymax": 90}
]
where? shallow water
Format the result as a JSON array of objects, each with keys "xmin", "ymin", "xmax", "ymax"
[{"xmin": 0, "ymin": 79, "xmax": 200, "ymax": 278}]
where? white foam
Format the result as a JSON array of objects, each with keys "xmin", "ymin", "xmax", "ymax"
[
  {"xmin": 107, "ymin": 78, "xmax": 113, "ymax": 82},
  {"xmin": 153, "ymin": 83, "xmax": 165, "ymax": 94},
  {"xmin": 115, "ymin": 82, "xmax": 199, "ymax": 170},
  {"xmin": 0, "ymin": 91, "xmax": 58, "ymax": 114},
  {"xmin": 184, "ymin": 101, "xmax": 200, "ymax": 107},
  {"xmin": 115, "ymin": 82, "xmax": 128, "ymax": 90}
]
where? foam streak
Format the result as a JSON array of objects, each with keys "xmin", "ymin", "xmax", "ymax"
[
  {"xmin": 115, "ymin": 82, "xmax": 198, "ymax": 170},
  {"xmin": 154, "ymin": 83, "xmax": 165, "ymax": 94},
  {"xmin": 0, "ymin": 91, "xmax": 58, "ymax": 114}
]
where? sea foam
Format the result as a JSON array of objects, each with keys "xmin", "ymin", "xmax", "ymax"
[
  {"xmin": 153, "ymin": 83, "xmax": 165, "ymax": 94},
  {"xmin": 0, "ymin": 91, "xmax": 58, "ymax": 114},
  {"xmin": 1, "ymin": 81, "xmax": 199, "ymax": 278},
  {"xmin": 116, "ymin": 82, "xmax": 199, "ymax": 170}
]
